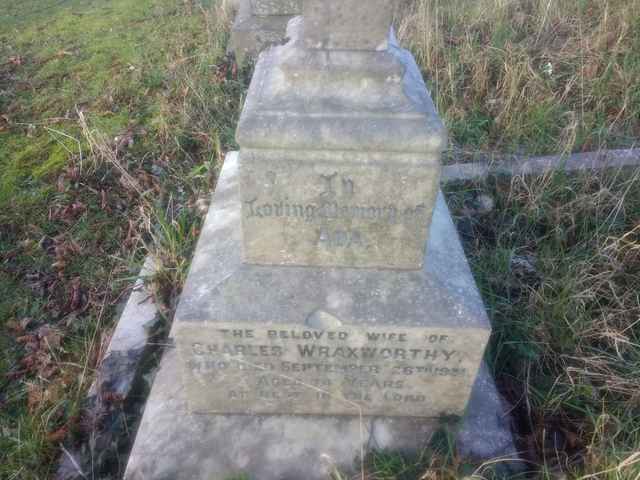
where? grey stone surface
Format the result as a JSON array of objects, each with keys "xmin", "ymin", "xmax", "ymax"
[
  {"xmin": 229, "ymin": 0, "xmax": 295, "ymax": 64},
  {"xmin": 251, "ymin": 0, "xmax": 301, "ymax": 16},
  {"xmin": 237, "ymin": 21, "xmax": 446, "ymax": 153},
  {"xmin": 303, "ymin": 0, "xmax": 396, "ymax": 51},
  {"xmin": 125, "ymin": 345, "xmax": 440, "ymax": 480},
  {"xmin": 170, "ymin": 153, "xmax": 490, "ymax": 417},
  {"xmin": 123, "ymin": 155, "xmax": 520, "ymax": 479},
  {"xmin": 124, "ymin": 352, "xmax": 519, "ymax": 480},
  {"xmin": 56, "ymin": 259, "xmax": 161, "ymax": 480},
  {"xmin": 95, "ymin": 257, "xmax": 160, "ymax": 372},
  {"xmin": 458, "ymin": 362, "xmax": 521, "ymax": 462},
  {"xmin": 236, "ymin": 21, "xmax": 447, "ymax": 268},
  {"xmin": 442, "ymin": 148, "xmax": 640, "ymax": 182}
]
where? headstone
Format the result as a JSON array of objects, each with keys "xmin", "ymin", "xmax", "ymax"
[
  {"xmin": 230, "ymin": 0, "xmax": 301, "ymax": 64},
  {"xmin": 124, "ymin": 2, "xmax": 517, "ymax": 478},
  {"xmin": 236, "ymin": 4, "xmax": 446, "ymax": 269}
]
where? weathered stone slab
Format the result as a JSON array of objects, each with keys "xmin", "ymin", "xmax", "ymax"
[
  {"xmin": 122, "ymin": 153, "xmax": 518, "ymax": 480},
  {"xmin": 177, "ymin": 323, "xmax": 487, "ymax": 416},
  {"xmin": 170, "ymin": 152, "xmax": 490, "ymax": 418},
  {"xmin": 125, "ymin": 344, "xmax": 442, "ymax": 480},
  {"xmin": 56, "ymin": 259, "xmax": 161, "ymax": 480},
  {"xmin": 240, "ymin": 150, "xmax": 440, "ymax": 269},
  {"xmin": 251, "ymin": 0, "xmax": 301, "ymax": 16},
  {"xmin": 303, "ymin": 0, "xmax": 396, "ymax": 51},
  {"xmin": 236, "ymin": 23, "xmax": 447, "ymax": 268},
  {"xmin": 124, "ymin": 350, "xmax": 519, "ymax": 480}
]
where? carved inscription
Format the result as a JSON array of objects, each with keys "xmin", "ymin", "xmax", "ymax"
[
  {"xmin": 243, "ymin": 173, "xmax": 427, "ymax": 251},
  {"xmin": 177, "ymin": 323, "xmax": 487, "ymax": 417},
  {"xmin": 243, "ymin": 198, "xmax": 425, "ymax": 224}
]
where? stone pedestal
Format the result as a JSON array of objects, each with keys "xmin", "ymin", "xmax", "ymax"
[
  {"xmin": 124, "ymin": 154, "xmax": 516, "ymax": 480},
  {"xmin": 172, "ymin": 154, "xmax": 489, "ymax": 418},
  {"xmin": 236, "ymin": 20, "xmax": 446, "ymax": 269},
  {"xmin": 230, "ymin": 0, "xmax": 301, "ymax": 64}
]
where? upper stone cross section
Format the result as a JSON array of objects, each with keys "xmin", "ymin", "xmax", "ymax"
[{"xmin": 303, "ymin": 0, "xmax": 396, "ymax": 51}]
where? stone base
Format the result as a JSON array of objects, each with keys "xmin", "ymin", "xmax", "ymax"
[
  {"xmin": 229, "ymin": 0, "xmax": 294, "ymax": 64},
  {"xmin": 123, "ymin": 153, "xmax": 520, "ymax": 479},
  {"xmin": 171, "ymin": 152, "xmax": 490, "ymax": 418},
  {"xmin": 124, "ymin": 351, "xmax": 517, "ymax": 480}
]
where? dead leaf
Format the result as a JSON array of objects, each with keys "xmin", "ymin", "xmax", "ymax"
[
  {"xmin": 67, "ymin": 277, "xmax": 83, "ymax": 311},
  {"xmin": 5, "ymin": 369, "xmax": 28, "ymax": 381},
  {"xmin": 27, "ymin": 383, "xmax": 45, "ymax": 411},
  {"xmin": 51, "ymin": 260, "xmax": 67, "ymax": 270},
  {"xmin": 47, "ymin": 426, "xmax": 68, "ymax": 443},
  {"xmin": 16, "ymin": 334, "xmax": 34, "ymax": 344},
  {"xmin": 38, "ymin": 324, "xmax": 63, "ymax": 350},
  {"xmin": 6, "ymin": 320, "xmax": 23, "ymax": 333},
  {"xmin": 38, "ymin": 360, "xmax": 58, "ymax": 379},
  {"xmin": 29, "ymin": 380, "xmax": 63, "ymax": 408}
]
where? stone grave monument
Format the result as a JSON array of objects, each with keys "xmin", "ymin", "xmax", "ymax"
[
  {"xmin": 125, "ymin": 2, "xmax": 517, "ymax": 479},
  {"xmin": 230, "ymin": 0, "xmax": 301, "ymax": 64}
]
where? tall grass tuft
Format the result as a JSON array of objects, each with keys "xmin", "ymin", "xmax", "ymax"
[
  {"xmin": 444, "ymin": 166, "xmax": 640, "ymax": 478},
  {"xmin": 397, "ymin": 0, "xmax": 640, "ymax": 156}
]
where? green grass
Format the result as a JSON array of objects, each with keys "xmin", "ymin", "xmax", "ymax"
[
  {"xmin": 0, "ymin": 0, "xmax": 244, "ymax": 478},
  {"xmin": 331, "ymin": 168, "xmax": 640, "ymax": 480}
]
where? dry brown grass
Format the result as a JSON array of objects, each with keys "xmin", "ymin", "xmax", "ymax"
[
  {"xmin": 443, "ymin": 164, "xmax": 640, "ymax": 478},
  {"xmin": 397, "ymin": 0, "xmax": 640, "ymax": 156}
]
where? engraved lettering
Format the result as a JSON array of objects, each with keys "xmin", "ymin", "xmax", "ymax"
[
  {"xmin": 320, "ymin": 172, "xmax": 338, "ymax": 196},
  {"xmin": 244, "ymin": 198, "xmax": 260, "ymax": 218},
  {"xmin": 180, "ymin": 324, "xmax": 480, "ymax": 417},
  {"xmin": 341, "ymin": 177, "xmax": 355, "ymax": 196},
  {"xmin": 243, "ymin": 199, "xmax": 417, "ymax": 225},
  {"xmin": 317, "ymin": 228, "xmax": 366, "ymax": 249},
  {"xmin": 366, "ymin": 332, "xmax": 408, "ymax": 342},
  {"xmin": 442, "ymin": 350, "xmax": 457, "ymax": 361}
]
